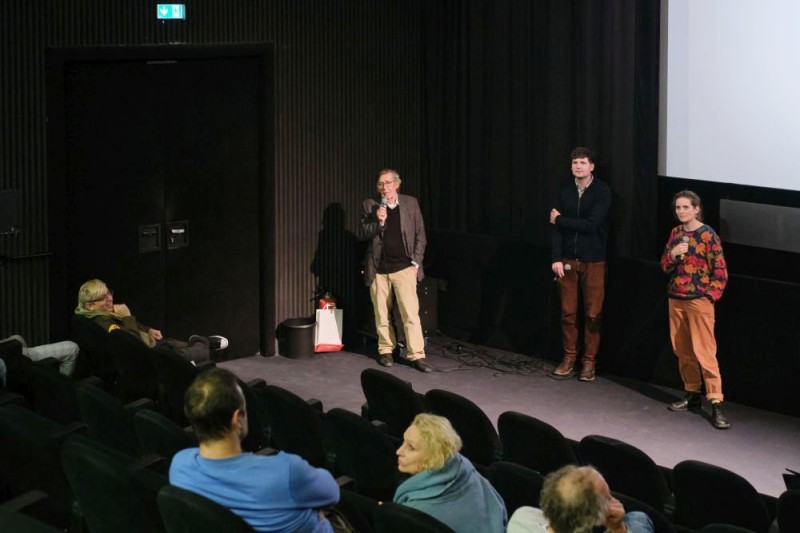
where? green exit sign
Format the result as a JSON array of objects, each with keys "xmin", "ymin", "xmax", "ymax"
[{"xmin": 157, "ymin": 4, "xmax": 186, "ymax": 20}]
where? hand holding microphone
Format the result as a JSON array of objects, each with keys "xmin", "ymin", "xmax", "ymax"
[
  {"xmin": 678, "ymin": 235, "xmax": 689, "ymax": 261},
  {"xmin": 377, "ymin": 198, "xmax": 388, "ymax": 226}
]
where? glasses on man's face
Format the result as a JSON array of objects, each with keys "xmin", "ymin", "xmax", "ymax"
[
  {"xmin": 89, "ymin": 289, "xmax": 113, "ymax": 303},
  {"xmin": 376, "ymin": 180, "xmax": 395, "ymax": 188}
]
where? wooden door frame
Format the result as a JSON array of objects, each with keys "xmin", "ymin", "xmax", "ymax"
[{"xmin": 46, "ymin": 44, "xmax": 276, "ymax": 357}]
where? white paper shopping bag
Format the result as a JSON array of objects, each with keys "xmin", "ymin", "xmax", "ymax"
[{"xmin": 315, "ymin": 307, "xmax": 344, "ymax": 352}]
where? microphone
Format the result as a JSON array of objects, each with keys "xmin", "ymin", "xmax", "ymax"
[
  {"xmin": 378, "ymin": 198, "xmax": 387, "ymax": 229},
  {"xmin": 553, "ymin": 263, "xmax": 572, "ymax": 281},
  {"xmin": 679, "ymin": 235, "xmax": 689, "ymax": 261}
]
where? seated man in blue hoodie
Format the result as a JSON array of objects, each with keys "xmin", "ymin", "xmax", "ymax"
[{"xmin": 169, "ymin": 368, "xmax": 340, "ymax": 533}]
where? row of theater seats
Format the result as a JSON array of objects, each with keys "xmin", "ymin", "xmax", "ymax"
[
  {"xmin": 353, "ymin": 368, "xmax": 798, "ymax": 533},
  {"xmin": 2, "ymin": 331, "xmax": 798, "ymax": 533}
]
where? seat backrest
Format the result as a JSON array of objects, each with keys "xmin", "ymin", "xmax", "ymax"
[
  {"xmin": 360, "ymin": 368, "xmax": 426, "ymax": 438},
  {"xmin": 70, "ymin": 314, "xmax": 117, "ymax": 384},
  {"xmin": 777, "ymin": 489, "xmax": 800, "ymax": 533},
  {"xmin": 497, "ymin": 411, "xmax": 578, "ymax": 475},
  {"xmin": 108, "ymin": 330, "xmax": 160, "ymax": 403},
  {"xmin": 150, "ymin": 348, "xmax": 214, "ymax": 426},
  {"xmin": 260, "ymin": 385, "xmax": 325, "ymax": 467},
  {"xmin": 75, "ymin": 382, "xmax": 142, "ymax": 456},
  {"xmin": 673, "ymin": 460, "xmax": 771, "ymax": 533},
  {"xmin": 485, "ymin": 461, "xmax": 545, "ymax": 516},
  {"xmin": 61, "ymin": 436, "xmax": 167, "ymax": 533},
  {"xmin": 323, "ymin": 407, "xmax": 400, "ymax": 501},
  {"xmin": 27, "ymin": 362, "xmax": 83, "ymax": 425},
  {"xmin": 157, "ymin": 484, "xmax": 256, "ymax": 533},
  {"xmin": 134, "ymin": 409, "xmax": 197, "ymax": 466},
  {"xmin": 699, "ymin": 525, "xmax": 760, "ymax": 533},
  {"xmin": 424, "ymin": 389, "xmax": 501, "ymax": 467},
  {"xmin": 238, "ymin": 379, "xmax": 273, "ymax": 453},
  {"xmin": 579, "ymin": 434, "xmax": 672, "ymax": 512},
  {"xmin": 373, "ymin": 502, "xmax": 456, "ymax": 533},
  {"xmin": 0, "ymin": 337, "xmax": 35, "ymax": 399},
  {"xmin": 0, "ymin": 404, "xmax": 82, "ymax": 529},
  {"xmin": 0, "ymin": 509, "xmax": 63, "ymax": 533}
]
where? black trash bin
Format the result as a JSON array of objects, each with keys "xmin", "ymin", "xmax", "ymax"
[{"xmin": 278, "ymin": 317, "xmax": 315, "ymax": 359}]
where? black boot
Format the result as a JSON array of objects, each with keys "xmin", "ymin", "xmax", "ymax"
[
  {"xmin": 669, "ymin": 392, "xmax": 702, "ymax": 412},
  {"xmin": 711, "ymin": 401, "xmax": 731, "ymax": 429}
]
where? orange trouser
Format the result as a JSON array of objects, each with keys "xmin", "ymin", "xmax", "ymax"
[
  {"xmin": 668, "ymin": 297, "xmax": 723, "ymax": 401},
  {"xmin": 558, "ymin": 260, "xmax": 606, "ymax": 360}
]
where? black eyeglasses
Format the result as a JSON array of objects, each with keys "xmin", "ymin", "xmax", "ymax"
[{"xmin": 89, "ymin": 289, "xmax": 113, "ymax": 303}]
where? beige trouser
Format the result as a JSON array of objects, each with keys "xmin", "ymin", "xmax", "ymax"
[{"xmin": 370, "ymin": 266, "xmax": 426, "ymax": 360}]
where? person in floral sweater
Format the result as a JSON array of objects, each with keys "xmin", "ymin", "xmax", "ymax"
[{"xmin": 660, "ymin": 190, "xmax": 730, "ymax": 429}]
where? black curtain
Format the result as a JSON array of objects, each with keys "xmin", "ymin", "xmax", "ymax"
[{"xmin": 421, "ymin": 0, "xmax": 660, "ymax": 260}]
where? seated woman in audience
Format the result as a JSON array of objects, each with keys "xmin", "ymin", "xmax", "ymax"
[
  {"xmin": 74, "ymin": 278, "xmax": 226, "ymax": 364},
  {"xmin": 393, "ymin": 413, "xmax": 507, "ymax": 533}
]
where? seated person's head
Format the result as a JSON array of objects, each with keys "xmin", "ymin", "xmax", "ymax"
[
  {"xmin": 397, "ymin": 413, "xmax": 462, "ymax": 475},
  {"xmin": 540, "ymin": 465, "xmax": 608, "ymax": 533},
  {"xmin": 76, "ymin": 279, "xmax": 113, "ymax": 313},
  {"xmin": 184, "ymin": 368, "xmax": 248, "ymax": 444}
]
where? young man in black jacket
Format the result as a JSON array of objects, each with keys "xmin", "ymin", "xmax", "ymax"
[{"xmin": 550, "ymin": 147, "xmax": 612, "ymax": 382}]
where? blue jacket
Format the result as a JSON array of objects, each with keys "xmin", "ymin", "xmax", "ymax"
[{"xmin": 393, "ymin": 454, "xmax": 507, "ymax": 533}]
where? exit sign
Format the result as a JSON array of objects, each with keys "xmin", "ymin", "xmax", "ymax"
[{"xmin": 157, "ymin": 4, "xmax": 186, "ymax": 20}]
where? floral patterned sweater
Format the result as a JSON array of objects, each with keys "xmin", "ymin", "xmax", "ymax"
[{"xmin": 660, "ymin": 224, "xmax": 728, "ymax": 303}]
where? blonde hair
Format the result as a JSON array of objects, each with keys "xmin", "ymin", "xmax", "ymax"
[
  {"xmin": 75, "ymin": 279, "xmax": 108, "ymax": 313},
  {"xmin": 411, "ymin": 413, "xmax": 462, "ymax": 471}
]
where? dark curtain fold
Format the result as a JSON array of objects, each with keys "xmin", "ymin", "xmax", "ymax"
[{"xmin": 421, "ymin": 0, "xmax": 660, "ymax": 260}]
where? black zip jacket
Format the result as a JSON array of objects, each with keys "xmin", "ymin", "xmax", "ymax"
[{"xmin": 550, "ymin": 178, "xmax": 612, "ymax": 262}]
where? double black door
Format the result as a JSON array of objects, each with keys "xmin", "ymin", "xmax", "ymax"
[{"xmin": 53, "ymin": 52, "xmax": 268, "ymax": 356}]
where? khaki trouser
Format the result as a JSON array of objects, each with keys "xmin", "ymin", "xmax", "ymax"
[{"xmin": 370, "ymin": 266, "xmax": 426, "ymax": 360}]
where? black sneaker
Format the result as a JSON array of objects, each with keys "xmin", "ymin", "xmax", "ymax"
[
  {"xmin": 711, "ymin": 401, "xmax": 731, "ymax": 429},
  {"xmin": 669, "ymin": 392, "xmax": 702, "ymax": 412},
  {"xmin": 209, "ymin": 335, "xmax": 229, "ymax": 350}
]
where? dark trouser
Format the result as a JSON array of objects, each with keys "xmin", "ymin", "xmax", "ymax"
[
  {"xmin": 558, "ymin": 260, "xmax": 606, "ymax": 360},
  {"xmin": 159, "ymin": 337, "xmax": 211, "ymax": 363}
]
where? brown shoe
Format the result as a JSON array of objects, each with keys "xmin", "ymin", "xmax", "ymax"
[
  {"xmin": 578, "ymin": 361, "xmax": 596, "ymax": 382},
  {"xmin": 378, "ymin": 354, "xmax": 393, "ymax": 367},
  {"xmin": 411, "ymin": 359, "xmax": 432, "ymax": 373},
  {"xmin": 551, "ymin": 356, "xmax": 576, "ymax": 380}
]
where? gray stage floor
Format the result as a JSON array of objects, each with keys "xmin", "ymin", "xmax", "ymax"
[{"xmin": 219, "ymin": 337, "xmax": 799, "ymax": 498}]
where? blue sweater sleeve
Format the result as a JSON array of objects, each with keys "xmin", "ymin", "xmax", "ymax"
[{"xmin": 287, "ymin": 453, "xmax": 340, "ymax": 508}]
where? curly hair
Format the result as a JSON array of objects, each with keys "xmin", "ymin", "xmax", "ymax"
[
  {"xmin": 540, "ymin": 465, "xmax": 607, "ymax": 533},
  {"xmin": 570, "ymin": 147, "xmax": 595, "ymax": 164},
  {"xmin": 411, "ymin": 413, "xmax": 463, "ymax": 471}
]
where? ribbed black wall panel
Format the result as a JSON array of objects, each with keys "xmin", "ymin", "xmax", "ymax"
[{"xmin": 1, "ymin": 0, "xmax": 423, "ymax": 346}]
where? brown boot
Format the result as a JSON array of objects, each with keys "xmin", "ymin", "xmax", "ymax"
[
  {"xmin": 551, "ymin": 355, "xmax": 576, "ymax": 380},
  {"xmin": 578, "ymin": 359, "xmax": 596, "ymax": 382}
]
